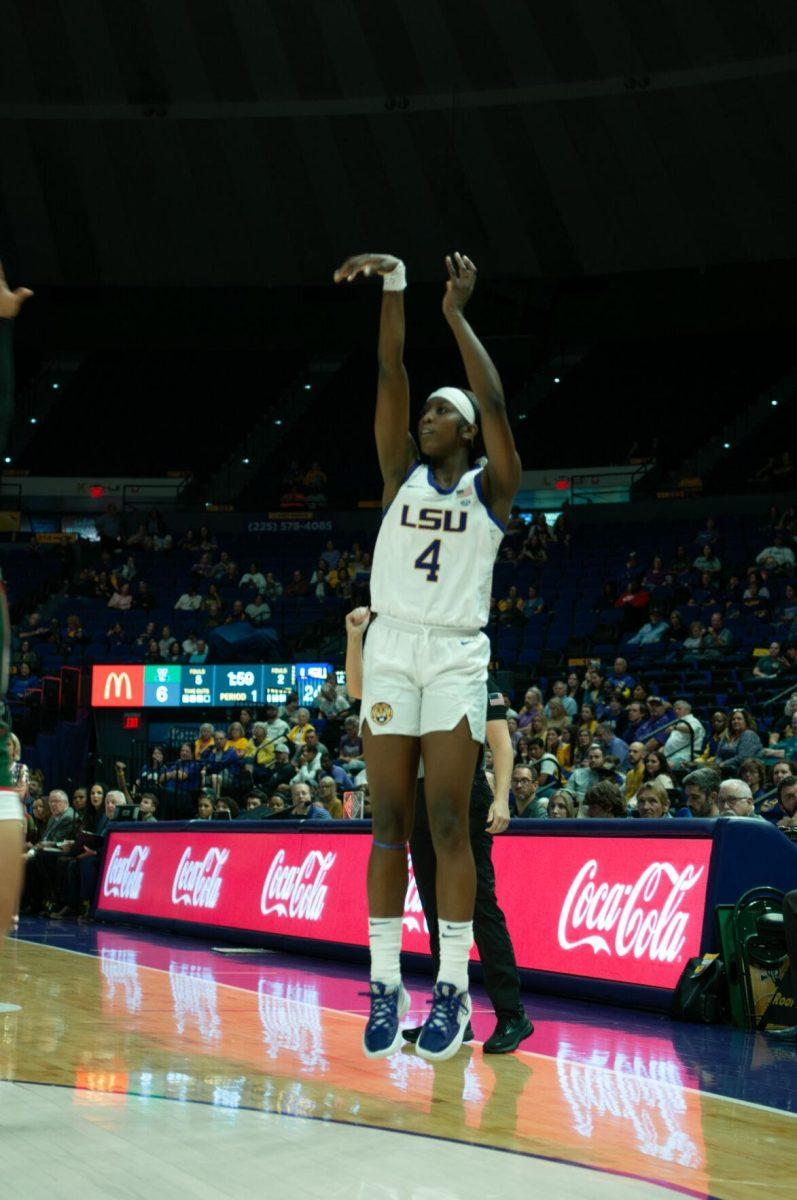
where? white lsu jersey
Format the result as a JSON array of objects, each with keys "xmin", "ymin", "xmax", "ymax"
[{"xmin": 369, "ymin": 463, "xmax": 505, "ymax": 630}]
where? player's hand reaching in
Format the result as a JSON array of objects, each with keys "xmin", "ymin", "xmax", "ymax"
[
  {"xmin": 442, "ymin": 252, "xmax": 477, "ymax": 318},
  {"xmin": 0, "ymin": 261, "xmax": 33, "ymax": 320},
  {"xmin": 345, "ymin": 606, "xmax": 371, "ymax": 637},
  {"xmin": 485, "ymin": 794, "xmax": 510, "ymax": 835},
  {"xmin": 334, "ymin": 254, "xmax": 402, "ymax": 283}
]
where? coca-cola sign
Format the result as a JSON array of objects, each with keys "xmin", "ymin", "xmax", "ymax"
[
  {"xmin": 102, "ymin": 844, "xmax": 150, "ymax": 900},
  {"xmin": 97, "ymin": 830, "xmax": 713, "ymax": 991},
  {"xmin": 260, "ymin": 849, "xmax": 336, "ymax": 921},
  {"xmin": 557, "ymin": 859, "xmax": 705, "ymax": 963}
]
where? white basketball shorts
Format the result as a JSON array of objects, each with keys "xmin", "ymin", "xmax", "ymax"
[
  {"xmin": 360, "ymin": 615, "xmax": 490, "ymax": 743},
  {"xmin": 0, "ymin": 790, "xmax": 23, "ymax": 822}
]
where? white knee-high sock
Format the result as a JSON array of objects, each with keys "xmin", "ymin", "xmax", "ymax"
[
  {"xmin": 437, "ymin": 920, "xmax": 473, "ymax": 993},
  {"xmin": 369, "ymin": 917, "xmax": 403, "ymax": 987}
]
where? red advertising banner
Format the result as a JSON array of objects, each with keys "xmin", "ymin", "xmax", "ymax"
[
  {"xmin": 91, "ymin": 664, "xmax": 145, "ymax": 708},
  {"xmin": 97, "ymin": 828, "xmax": 713, "ymax": 991}
]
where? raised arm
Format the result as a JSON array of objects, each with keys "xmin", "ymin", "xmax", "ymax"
[
  {"xmin": 442, "ymin": 253, "xmax": 521, "ymax": 525},
  {"xmin": 0, "ymin": 261, "xmax": 33, "ymax": 458},
  {"xmin": 334, "ymin": 253, "xmax": 416, "ymax": 506}
]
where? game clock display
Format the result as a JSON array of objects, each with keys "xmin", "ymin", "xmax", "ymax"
[{"xmin": 92, "ymin": 663, "xmax": 327, "ymax": 709}]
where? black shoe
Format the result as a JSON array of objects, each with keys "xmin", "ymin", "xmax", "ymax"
[
  {"xmin": 483, "ymin": 1012, "xmax": 534, "ymax": 1054},
  {"xmin": 402, "ymin": 1020, "xmax": 474, "ymax": 1045},
  {"xmin": 765, "ymin": 1025, "xmax": 797, "ymax": 1043}
]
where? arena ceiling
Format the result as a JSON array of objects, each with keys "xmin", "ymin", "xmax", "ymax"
[{"xmin": 1, "ymin": 0, "xmax": 797, "ymax": 286}]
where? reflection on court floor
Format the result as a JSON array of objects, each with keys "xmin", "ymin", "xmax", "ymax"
[{"xmin": 2, "ymin": 922, "xmax": 796, "ymax": 1200}]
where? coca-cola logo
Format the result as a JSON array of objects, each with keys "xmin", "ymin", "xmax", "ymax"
[
  {"xmin": 171, "ymin": 847, "xmax": 229, "ymax": 909},
  {"xmin": 557, "ymin": 859, "xmax": 705, "ymax": 962},
  {"xmin": 103, "ymin": 844, "xmax": 150, "ymax": 900},
  {"xmin": 260, "ymin": 849, "xmax": 336, "ymax": 921}
]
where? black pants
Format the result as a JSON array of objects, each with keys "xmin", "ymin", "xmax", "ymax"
[
  {"xmin": 784, "ymin": 889, "xmax": 797, "ymax": 1003},
  {"xmin": 410, "ymin": 776, "xmax": 522, "ymax": 1019}
]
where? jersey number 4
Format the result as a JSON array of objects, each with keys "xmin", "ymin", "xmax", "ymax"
[{"xmin": 414, "ymin": 539, "xmax": 441, "ymax": 582}]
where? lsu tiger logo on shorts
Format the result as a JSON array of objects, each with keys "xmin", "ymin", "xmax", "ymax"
[{"xmin": 370, "ymin": 702, "xmax": 394, "ymax": 726}]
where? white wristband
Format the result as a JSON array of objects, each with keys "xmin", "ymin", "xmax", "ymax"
[{"xmin": 382, "ymin": 260, "xmax": 406, "ymax": 291}]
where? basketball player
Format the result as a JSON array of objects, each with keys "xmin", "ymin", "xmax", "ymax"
[
  {"xmin": 0, "ymin": 261, "xmax": 33, "ymax": 935},
  {"xmin": 345, "ymin": 608, "xmax": 533, "ymax": 1055},
  {"xmin": 334, "ymin": 252, "xmax": 521, "ymax": 1060}
]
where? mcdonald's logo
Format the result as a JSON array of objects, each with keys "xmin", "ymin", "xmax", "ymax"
[{"xmin": 92, "ymin": 665, "xmax": 144, "ymax": 708}]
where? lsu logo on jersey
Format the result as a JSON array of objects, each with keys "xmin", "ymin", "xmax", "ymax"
[
  {"xmin": 370, "ymin": 702, "xmax": 394, "ymax": 726},
  {"xmin": 399, "ymin": 506, "xmax": 468, "ymax": 532}
]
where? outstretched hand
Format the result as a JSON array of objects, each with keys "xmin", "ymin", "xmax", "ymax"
[
  {"xmin": 0, "ymin": 261, "xmax": 33, "ymax": 319},
  {"xmin": 334, "ymin": 254, "xmax": 402, "ymax": 284},
  {"xmin": 442, "ymin": 252, "xmax": 477, "ymax": 318}
]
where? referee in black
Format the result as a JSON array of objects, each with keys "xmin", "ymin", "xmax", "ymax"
[{"xmin": 345, "ymin": 607, "xmax": 533, "ymax": 1054}]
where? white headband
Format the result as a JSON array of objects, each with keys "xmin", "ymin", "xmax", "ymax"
[{"xmin": 427, "ymin": 387, "xmax": 477, "ymax": 426}]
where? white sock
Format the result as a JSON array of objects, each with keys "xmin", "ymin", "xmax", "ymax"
[
  {"xmin": 437, "ymin": 920, "xmax": 473, "ymax": 993},
  {"xmin": 369, "ymin": 917, "xmax": 403, "ymax": 987}
]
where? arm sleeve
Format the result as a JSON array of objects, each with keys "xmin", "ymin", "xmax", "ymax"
[
  {"xmin": 0, "ymin": 320, "xmax": 13, "ymax": 458},
  {"xmin": 485, "ymin": 674, "xmax": 508, "ymax": 724}
]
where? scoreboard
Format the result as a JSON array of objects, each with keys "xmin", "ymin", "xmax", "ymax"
[{"xmin": 92, "ymin": 663, "xmax": 334, "ymax": 709}]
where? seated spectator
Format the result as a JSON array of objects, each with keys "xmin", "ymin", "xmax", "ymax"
[
  {"xmin": 188, "ymin": 638, "xmax": 209, "ymax": 664},
  {"xmin": 718, "ymin": 779, "xmax": 764, "ymax": 820},
  {"xmin": 194, "ymin": 723, "xmax": 215, "ymax": 759},
  {"xmin": 285, "ymin": 570, "xmax": 309, "ymax": 598},
  {"xmin": 642, "ymin": 557, "xmax": 666, "ymax": 590},
  {"xmin": 742, "ymin": 577, "xmax": 771, "ymax": 619},
  {"xmin": 240, "ymin": 563, "xmax": 267, "ymax": 592},
  {"xmin": 545, "ymin": 698, "xmax": 571, "ymax": 733},
  {"xmin": 623, "ymin": 742, "xmax": 647, "ymax": 802},
  {"xmin": 756, "ymin": 533, "xmax": 795, "ymax": 573},
  {"xmin": 594, "ymin": 720, "xmax": 629, "ymax": 766},
  {"xmin": 135, "ymin": 747, "xmax": 165, "ymax": 793},
  {"xmin": 134, "ymin": 580, "xmax": 156, "ymax": 610},
  {"xmin": 518, "ymin": 531, "xmax": 547, "ymax": 562},
  {"xmin": 320, "ymin": 539, "xmax": 341, "ymax": 569},
  {"xmin": 739, "ymin": 758, "xmax": 768, "ymax": 801},
  {"xmin": 569, "ymin": 745, "xmax": 613, "ymax": 806},
  {"xmin": 328, "ymin": 556, "xmax": 353, "ymax": 596},
  {"xmin": 225, "ymin": 722, "xmax": 249, "ymax": 759},
  {"xmin": 197, "ymin": 525, "xmax": 218, "ymax": 551},
  {"xmin": 662, "ymin": 699, "xmax": 705, "ymax": 767},
  {"xmin": 667, "ymin": 549, "xmax": 686, "ymax": 576},
  {"xmin": 288, "ymin": 707, "xmax": 315, "ymax": 746},
  {"xmin": 158, "ymin": 625, "xmax": 176, "ymax": 658},
  {"xmin": 225, "ymin": 599, "xmax": 246, "ymax": 624},
  {"xmin": 627, "ymin": 607, "xmax": 668, "ymax": 646},
  {"xmin": 577, "ymin": 704, "xmax": 597, "ymax": 737},
  {"xmin": 317, "ymin": 682, "xmax": 351, "ymax": 724},
  {"xmin": 636, "ymin": 696, "xmax": 676, "ymax": 750},
  {"xmin": 319, "ymin": 752, "xmax": 354, "ymax": 793},
  {"xmin": 160, "ymin": 744, "xmax": 202, "ymax": 814},
  {"xmin": 641, "ymin": 750, "xmax": 674, "ymax": 794},
  {"xmin": 699, "ymin": 612, "xmax": 733, "ymax": 657},
  {"xmin": 108, "ymin": 582, "xmax": 132, "ymax": 610},
  {"xmin": 760, "ymin": 775, "xmax": 797, "ymax": 829},
  {"xmin": 622, "ymin": 701, "xmax": 647, "ymax": 745},
  {"xmin": 310, "ymin": 562, "xmax": 330, "ymax": 599},
  {"xmin": 545, "ymin": 729, "xmax": 569, "ymax": 769},
  {"xmin": 570, "ymin": 727, "xmax": 594, "ymax": 769},
  {"xmin": 776, "ymin": 584, "xmax": 797, "ymax": 623},
  {"xmin": 292, "ymin": 743, "xmax": 323, "ymax": 787},
  {"xmin": 192, "ymin": 552, "xmax": 215, "ymax": 579},
  {"xmin": 683, "ymin": 620, "xmax": 705, "ymax": 656},
  {"xmin": 636, "ymin": 780, "xmax": 671, "ymax": 819},
  {"xmin": 509, "ymin": 766, "xmax": 545, "ymax": 818},
  {"xmin": 614, "ymin": 580, "xmax": 651, "ymax": 622},
  {"xmin": 715, "ymin": 709, "xmax": 763, "ymax": 772},
  {"xmin": 763, "ymin": 711, "xmax": 797, "ymax": 760},
  {"xmin": 526, "ymin": 737, "xmax": 560, "ymax": 790},
  {"xmin": 175, "ymin": 586, "xmax": 202, "ymax": 611},
  {"xmin": 607, "ymin": 656, "xmax": 634, "ymax": 696},
  {"xmin": 211, "ymin": 551, "xmax": 235, "ymax": 580},
  {"xmin": 752, "ymin": 640, "xmax": 786, "ymax": 679},
  {"xmin": 692, "ymin": 571, "xmax": 719, "ymax": 606},
  {"xmin": 585, "ymin": 780, "xmax": 627, "ymax": 819},
  {"xmin": 682, "ymin": 767, "xmax": 721, "ymax": 818},
  {"xmin": 497, "ymin": 585, "xmax": 524, "ymax": 625},
  {"xmin": 245, "ymin": 593, "xmax": 272, "ymax": 625},
  {"xmin": 516, "ymin": 688, "xmax": 543, "ymax": 730},
  {"xmin": 338, "ymin": 716, "xmax": 364, "ymax": 773},
  {"xmin": 544, "ymin": 680, "xmax": 577, "ymax": 720},
  {"xmin": 214, "ymin": 796, "xmax": 239, "ymax": 819},
  {"xmin": 546, "ymin": 790, "xmax": 576, "ymax": 819},
  {"xmin": 201, "ymin": 730, "xmax": 240, "ymax": 791},
  {"xmin": 167, "ymin": 640, "xmax": 183, "ymax": 665},
  {"xmin": 693, "ymin": 544, "xmax": 722, "ymax": 575},
  {"xmin": 316, "ymin": 776, "xmax": 344, "ymax": 817},
  {"xmin": 522, "ymin": 586, "xmax": 544, "ymax": 618},
  {"xmin": 695, "ymin": 710, "xmax": 730, "ymax": 765}
]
